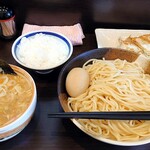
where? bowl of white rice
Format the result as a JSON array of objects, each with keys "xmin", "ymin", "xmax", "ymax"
[{"xmin": 11, "ymin": 31, "xmax": 73, "ymax": 73}]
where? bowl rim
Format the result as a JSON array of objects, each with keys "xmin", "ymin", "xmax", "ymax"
[
  {"xmin": 0, "ymin": 65, "xmax": 37, "ymax": 132},
  {"xmin": 57, "ymin": 48, "xmax": 150, "ymax": 146},
  {"xmin": 72, "ymin": 119, "xmax": 150, "ymax": 146},
  {"xmin": 11, "ymin": 30, "xmax": 73, "ymax": 71}
]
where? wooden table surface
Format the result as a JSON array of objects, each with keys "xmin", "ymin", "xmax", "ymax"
[
  {"xmin": 1, "ymin": 0, "xmax": 150, "ymax": 149},
  {"xmin": 0, "ymin": 33, "xmax": 150, "ymax": 150}
]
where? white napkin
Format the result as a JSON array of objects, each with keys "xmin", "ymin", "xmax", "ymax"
[{"xmin": 22, "ymin": 23, "xmax": 85, "ymax": 46}]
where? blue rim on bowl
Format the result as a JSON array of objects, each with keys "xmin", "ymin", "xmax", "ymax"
[{"xmin": 11, "ymin": 31, "xmax": 73, "ymax": 73}]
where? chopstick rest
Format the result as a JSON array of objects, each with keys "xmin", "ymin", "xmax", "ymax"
[{"xmin": 48, "ymin": 111, "xmax": 150, "ymax": 120}]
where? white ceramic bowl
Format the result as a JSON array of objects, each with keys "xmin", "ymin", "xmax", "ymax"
[
  {"xmin": 0, "ymin": 65, "xmax": 37, "ymax": 142},
  {"xmin": 11, "ymin": 31, "xmax": 73, "ymax": 74}
]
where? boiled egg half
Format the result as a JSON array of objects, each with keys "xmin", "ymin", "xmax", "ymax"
[{"xmin": 65, "ymin": 67, "xmax": 90, "ymax": 97}]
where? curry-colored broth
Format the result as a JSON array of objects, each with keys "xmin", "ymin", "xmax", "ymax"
[{"xmin": 0, "ymin": 70, "xmax": 34, "ymax": 128}]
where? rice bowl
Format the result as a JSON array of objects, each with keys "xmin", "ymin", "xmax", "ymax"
[{"xmin": 12, "ymin": 31, "xmax": 73, "ymax": 73}]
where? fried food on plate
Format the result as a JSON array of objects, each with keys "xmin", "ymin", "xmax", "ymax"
[{"xmin": 119, "ymin": 34, "xmax": 150, "ymax": 58}]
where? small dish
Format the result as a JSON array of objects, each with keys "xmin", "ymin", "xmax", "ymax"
[
  {"xmin": 12, "ymin": 31, "xmax": 73, "ymax": 74},
  {"xmin": 95, "ymin": 28, "xmax": 150, "ymax": 48}
]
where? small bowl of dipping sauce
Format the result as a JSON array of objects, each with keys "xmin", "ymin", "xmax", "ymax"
[
  {"xmin": 0, "ymin": 65, "xmax": 37, "ymax": 142},
  {"xmin": 11, "ymin": 31, "xmax": 73, "ymax": 74}
]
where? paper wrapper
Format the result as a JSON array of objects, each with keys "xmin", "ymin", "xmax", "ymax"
[{"xmin": 22, "ymin": 23, "xmax": 85, "ymax": 46}]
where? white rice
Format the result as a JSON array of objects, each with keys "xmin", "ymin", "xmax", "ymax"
[{"xmin": 16, "ymin": 33, "xmax": 69, "ymax": 69}]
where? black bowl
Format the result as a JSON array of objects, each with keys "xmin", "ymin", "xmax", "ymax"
[
  {"xmin": 57, "ymin": 47, "xmax": 138, "ymax": 112},
  {"xmin": 57, "ymin": 48, "xmax": 150, "ymax": 146}
]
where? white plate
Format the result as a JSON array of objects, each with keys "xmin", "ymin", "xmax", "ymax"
[{"xmin": 95, "ymin": 28, "xmax": 150, "ymax": 48}]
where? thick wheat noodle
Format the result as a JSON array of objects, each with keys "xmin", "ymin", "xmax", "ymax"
[{"xmin": 67, "ymin": 59, "xmax": 150, "ymax": 141}]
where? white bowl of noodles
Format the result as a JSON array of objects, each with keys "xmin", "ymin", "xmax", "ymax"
[
  {"xmin": 58, "ymin": 48, "xmax": 150, "ymax": 146},
  {"xmin": 0, "ymin": 65, "xmax": 37, "ymax": 142}
]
